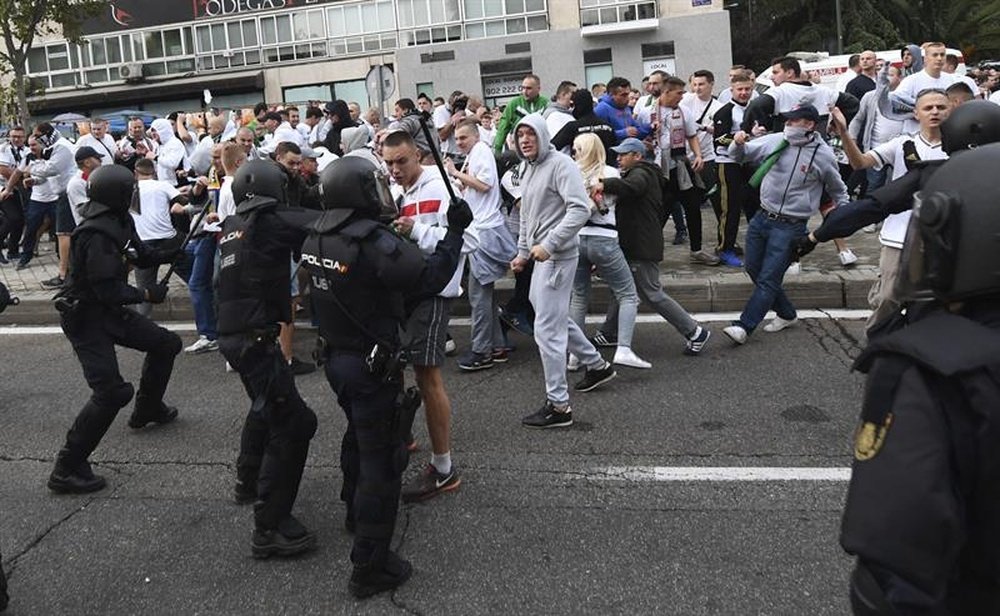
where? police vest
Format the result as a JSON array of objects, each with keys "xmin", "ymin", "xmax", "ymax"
[
  {"xmin": 216, "ymin": 208, "xmax": 293, "ymax": 335},
  {"xmin": 301, "ymin": 219, "xmax": 418, "ymax": 352},
  {"xmin": 61, "ymin": 213, "xmax": 133, "ymax": 302}
]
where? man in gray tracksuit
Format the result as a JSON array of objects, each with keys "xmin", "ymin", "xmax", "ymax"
[
  {"xmin": 722, "ymin": 105, "xmax": 849, "ymax": 345},
  {"xmin": 510, "ymin": 114, "xmax": 615, "ymax": 429}
]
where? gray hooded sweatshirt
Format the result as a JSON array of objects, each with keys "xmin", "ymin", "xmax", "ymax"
[{"xmin": 513, "ymin": 114, "xmax": 591, "ymax": 261}]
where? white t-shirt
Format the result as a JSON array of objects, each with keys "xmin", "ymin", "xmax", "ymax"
[
  {"xmin": 869, "ymin": 133, "xmax": 948, "ymax": 248},
  {"xmin": 896, "ymin": 70, "xmax": 976, "ymax": 106},
  {"xmin": 0, "ymin": 143, "xmax": 26, "ymax": 190},
  {"xmin": 545, "ymin": 110, "xmax": 574, "ymax": 152},
  {"xmin": 217, "ymin": 176, "xmax": 237, "ymax": 222},
  {"xmin": 460, "ymin": 141, "xmax": 505, "ymax": 229},
  {"xmin": 75, "ymin": 133, "xmax": 118, "ymax": 166},
  {"xmin": 66, "ymin": 170, "xmax": 89, "ymax": 225},
  {"xmin": 433, "ymin": 105, "xmax": 458, "ymax": 155},
  {"xmin": 579, "ymin": 165, "xmax": 620, "ymax": 239},
  {"xmin": 26, "ymin": 160, "xmax": 60, "ymax": 202},
  {"xmin": 655, "ymin": 105, "xmax": 699, "ymax": 170},
  {"xmin": 132, "ymin": 178, "xmax": 181, "ymax": 241},
  {"xmin": 680, "ymin": 93, "xmax": 723, "ymax": 162}
]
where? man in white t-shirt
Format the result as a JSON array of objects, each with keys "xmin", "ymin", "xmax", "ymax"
[
  {"xmin": 444, "ymin": 119, "xmax": 517, "ymax": 371},
  {"xmin": 75, "ymin": 119, "xmax": 117, "ymax": 166},
  {"xmin": 834, "ymin": 88, "xmax": 950, "ymax": 328},
  {"xmin": 132, "ymin": 158, "xmax": 185, "ymax": 317},
  {"xmin": 66, "ymin": 147, "xmax": 103, "ymax": 226},
  {"xmin": 892, "ymin": 43, "xmax": 978, "ymax": 125},
  {"xmin": 680, "ymin": 70, "xmax": 725, "ymax": 254},
  {"xmin": 543, "ymin": 81, "xmax": 577, "ymax": 154},
  {"xmin": 433, "ymin": 91, "xmax": 468, "ymax": 157}
]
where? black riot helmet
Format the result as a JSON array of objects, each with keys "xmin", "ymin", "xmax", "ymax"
[
  {"xmin": 316, "ymin": 156, "xmax": 397, "ymax": 230},
  {"xmin": 940, "ymin": 100, "xmax": 1000, "ymax": 154},
  {"xmin": 897, "ymin": 143, "xmax": 1000, "ymax": 303},
  {"xmin": 232, "ymin": 159, "xmax": 288, "ymax": 214},
  {"xmin": 86, "ymin": 164, "xmax": 137, "ymax": 216}
]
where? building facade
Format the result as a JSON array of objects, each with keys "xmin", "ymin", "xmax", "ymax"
[{"xmin": 21, "ymin": 0, "xmax": 731, "ymax": 117}]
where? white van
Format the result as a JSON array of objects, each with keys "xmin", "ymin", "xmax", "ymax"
[{"xmin": 754, "ymin": 48, "xmax": 967, "ymax": 93}]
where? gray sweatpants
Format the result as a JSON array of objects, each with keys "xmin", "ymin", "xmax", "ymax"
[
  {"xmin": 467, "ymin": 271, "xmax": 505, "ymax": 355},
  {"xmin": 603, "ymin": 260, "xmax": 698, "ymax": 340},
  {"xmin": 529, "ymin": 256, "xmax": 604, "ymax": 405}
]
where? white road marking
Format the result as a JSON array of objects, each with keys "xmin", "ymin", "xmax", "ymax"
[
  {"xmin": 593, "ymin": 466, "xmax": 852, "ymax": 482},
  {"xmin": 0, "ymin": 309, "xmax": 873, "ymax": 336}
]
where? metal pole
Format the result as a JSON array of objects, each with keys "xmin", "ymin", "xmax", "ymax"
[
  {"xmin": 835, "ymin": 0, "xmax": 843, "ymax": 54},
  {"xmin": 378, "ymin": 65, "xmax": 386, "ymax": 128}
]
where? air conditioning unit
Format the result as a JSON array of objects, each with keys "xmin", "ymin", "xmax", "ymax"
[{"xmin": 118, "ymin": 63, "xmax": 145, "ymax": 82}]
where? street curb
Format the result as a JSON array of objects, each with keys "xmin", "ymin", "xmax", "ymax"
[{"xmin": 0, "ymin": 267, "xmax": 877, "ymax": 326}]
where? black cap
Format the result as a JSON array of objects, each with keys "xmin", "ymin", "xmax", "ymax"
[
  {"xmin": 75, "ymin": 146, "xmax": 102, "ymax": 162},
  {"xmin": 781, "ymin": 105, "xmax": 820, "ymax": 123}
]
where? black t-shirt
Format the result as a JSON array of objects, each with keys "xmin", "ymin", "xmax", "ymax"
[{"xmin": 846, "ymin": 74, "xmax": 876, "ymax": 101}]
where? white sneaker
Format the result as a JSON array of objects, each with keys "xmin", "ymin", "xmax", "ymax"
[
  {"xmin": 613, "ymin": 347, "xmax": 652, "ymax": 369},
  {"xmin": 567, "ymin": 353, "xmax": 581, "ymax": 372},
  {"xmin": 184, "ymin": 336, "xmax": 219, "ymax": 354},
  {"xmin": 225, "ymin": 361, "xmax": 235, "ymax": 373},
  {"xmin": 863, "ymin": 223, "xmax": 878, "ymax": 233},
  {"xmin": 838, "ymin": 249, "xmax": 858, "ymax": 267},
  {"xmin": 763, "ymin": 316, "xmax": 798, "ymax": 333},
  {"xmin": 722, "ymin": 325, "xmax": 748, "ymax": 345},
  {"xmin": 786, "ymin": 262, "xmax": 801, "ymax": 275}
]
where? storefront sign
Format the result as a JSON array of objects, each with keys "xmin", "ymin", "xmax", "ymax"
[
  {"xmin": 642, "ymin": 57, "xmax": 676, "ymax": 77},
  {"xmin": 482, "ymin": 75, "xmax": 523, "ymax": 100}
]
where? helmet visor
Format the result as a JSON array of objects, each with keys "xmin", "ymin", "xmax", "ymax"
[
  {"xmin": 374, "ymin": 169, "xmax": 399, "ymax": 223},
  {"xmin": 895, "ymin": 191, "xmax": 961, "ymax": 302}
]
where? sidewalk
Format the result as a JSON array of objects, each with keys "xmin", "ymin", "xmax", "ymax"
[{"xmin": 0, "ymin": 210, "xmax": 881, "ymax": 325}]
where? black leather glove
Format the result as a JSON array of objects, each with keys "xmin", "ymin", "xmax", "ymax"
[
  {"xmin": 446, "ymin": 197, "xmax": 473, "ymax": 233},
  {"xmin": 793, "ymin": 235, "xmax": 817, "ymax": 259},
  {"xmin": 145, "ymin": 282, "xmax": 169, "ymax": 304}
]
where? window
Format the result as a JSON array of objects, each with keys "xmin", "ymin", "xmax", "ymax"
[{"xmin": 579, "ymin": 0, "xmax": 655, "ymax": 26}]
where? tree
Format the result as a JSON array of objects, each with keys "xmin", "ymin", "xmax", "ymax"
[{"xmin": 0, "ymin": 0, "xmax": 107, "ymax": 126}]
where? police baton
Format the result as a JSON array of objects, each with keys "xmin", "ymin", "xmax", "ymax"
[
  {"xmin": 157, "ymin": 198, "xmax": 214, "ymax": 286},
  {"xmin": 417, "ymin": 116, "xmax": 459, "ymax": 202}
]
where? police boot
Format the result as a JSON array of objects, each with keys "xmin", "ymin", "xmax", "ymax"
[
  {"xmin": 349, "ymin": 550, "xmax": 413, "ymax": 599},
  {"xmin": 127, "ymin": 396, "xmax": 179, "ymax": 429},
  {"xmin": 47, "ymin": 449, "xmax": 107, "ymax": 494},
  {"xmin": 251, "ymin": 515, "xmax": 316, "ymax": 559}
]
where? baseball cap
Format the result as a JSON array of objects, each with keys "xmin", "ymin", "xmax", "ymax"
[
  {"xmin": 611, "ymin": 137, "xmax": 646, "ymax": 155},
  {"xmin": 781, "ymin": 105, "xmax": 820, "ymax": 123},
  {"xmin": 301, "ymin": 146, "xmax": 318, "ymax": 159},
  {"xmin": 74, "ymin": 146, "xmax": 102, "ymax": 162}
]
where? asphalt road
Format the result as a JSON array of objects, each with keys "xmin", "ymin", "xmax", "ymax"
[{"xmin": 0, "ymin": 316, "xmax": 867, "ymax": 615}]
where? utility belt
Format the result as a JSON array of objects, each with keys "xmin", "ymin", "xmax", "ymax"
[
  {"xmin": 760, "ymin": 207, "xmax": 809, "ymax": 225},
  {"xmin": 244, "ymin": 324, "xmax": 281, "ymax": 346},
  {"xmin": 313, "ymin": 334, "xmax": 408, "ymax": 384}
]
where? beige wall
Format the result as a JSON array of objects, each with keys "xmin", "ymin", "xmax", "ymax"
[
  {"xmin": 548, "ymin": 0, "xmax": 581, "ymax": 30},
  {"xmin": 262, "ymin": 54, "xmax": 394, "ymax": 101}
]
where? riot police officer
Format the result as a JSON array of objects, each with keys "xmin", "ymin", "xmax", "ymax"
[
  {"xmin": 840, "ymin": 144, "xmax": 1000, "ymax": 614},
  {"xmin": 49, "ymin": 165, "xmax": 182, "ymax": 494},
  {"xmin": 215, "ymin": 159, "xmax": 319, "ymax": 558},
  {"xmin": 301, "ymin": 156, "xmax": 472, "ymax": 598}
]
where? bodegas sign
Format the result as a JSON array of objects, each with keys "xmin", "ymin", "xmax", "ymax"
[{"xmin": 85, "ymin": 0, "xmax": 337, "ymax": 33}]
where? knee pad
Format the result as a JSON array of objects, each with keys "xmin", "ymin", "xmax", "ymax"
[{"xmin": 94, "ymin": 381, "xmax": 135, "ymax": 410}]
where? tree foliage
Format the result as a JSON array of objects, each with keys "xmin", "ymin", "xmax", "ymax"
[
  {"xmin": 0, "ymin": 0, "xmax": 108, "ymax": 125},
  {"xmin": 728, "ymin": 0, "xmax": 1000, "ymax": 71}
]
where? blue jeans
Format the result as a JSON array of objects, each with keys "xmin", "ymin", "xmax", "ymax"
[
  {"xmin": 20, "ymin": 199, "xmax": 57, "ymax": 262},
  {"xmin": 865, "ymin": 167, "xmax": 888, "ymax": 196},
  {"xmin": 736, "ymin": 212, "xmax": 807, "ymax": 332},
  {"xmin": 569, "ymin": 234, "xmax": 640, "ymax": 349},
  {"xmin": 175, "ymin": 236, "xmax": 218, "ymax": 339}
]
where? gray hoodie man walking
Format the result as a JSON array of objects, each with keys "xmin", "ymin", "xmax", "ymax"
[{"xmin": 510, "ymin": 114, "xmax": 616, "ymax": 429}]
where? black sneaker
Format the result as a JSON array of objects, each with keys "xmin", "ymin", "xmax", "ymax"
[
  {"xmin": 41, "ymin": 276, "xmax": 64, "ymax": 288},
  {"xmin": 684, "ymin": 327, "xmax": 711, "ymax": 356},
  {"xmin": 590, "ymin": 332, "xmax": 617, "ymax": 348},
  {"xmin": 15, "ymin": 257, "xmax": 29, "ymax": 271},
  {"xmin": 491, "ymin": 348, "xmax": 509, "ymax": 363},
  {"xmin": 522, "ymin": 401, "xmax": 573, "ymax": 429},
  {"xmin": 401, "ymin": 463, "xmax": 461, "ymax": 503},
  {"xmin": 127, "ymin": 404, "xmax": 179, "ymax": 429},
  {"xmin": 289, "ymin": 357, "xmax": 316, "ymax": 376},
  {"xmin": 574, "ymin": 362, "xmax": 617, "ymax": 393},
  {"xmin": 251, "ymin": 516, "xmax": 316, "ymax": 559},
  {"xmin": 672, "ymin": 230, "xmax": 689, "ymax": 245},
  {"xmin": 458, "ymin": 351, "xmax": 494, "ymax": 372},
  {"xmin": 349, "ymin": 551, "xmax": 413, "ymax": 599}
]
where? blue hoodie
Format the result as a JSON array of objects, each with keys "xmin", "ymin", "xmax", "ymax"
[{"xmin": 594, "ymin": 94, "xmax": 651, "ymax": 141}]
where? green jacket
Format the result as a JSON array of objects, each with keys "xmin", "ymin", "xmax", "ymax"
[{"xmin": 493, "ymin": 94, "xmax": 549, "ymax": 152}]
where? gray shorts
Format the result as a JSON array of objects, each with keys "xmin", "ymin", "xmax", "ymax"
[{"xmin": 402, "ymin": 296, "xmax": 451, "ymax": 367}]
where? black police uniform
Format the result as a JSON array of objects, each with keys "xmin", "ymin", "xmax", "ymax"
[
  {"xmin": 50, "ymin": 165, "xmax": 182, "ymax": 494},
  {"xmin": 214, "ymin": 160, "xmax": 319, "ymax": 557},
  {"xmin": 839, "ymin": 145, "xmax": 1000, "ymax": 615},
  {"xmin": 301, "ymin": 156, "xmax": 470, "ymax": 598}
]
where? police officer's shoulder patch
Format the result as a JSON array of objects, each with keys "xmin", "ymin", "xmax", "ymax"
[{"xmin": 853, "ymin": 413, "xmax": 893, "ymax": 461}]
